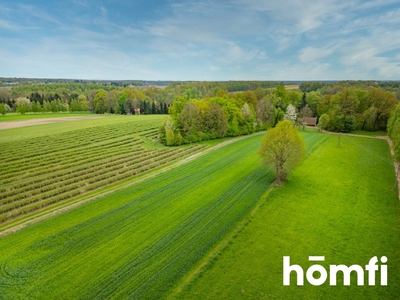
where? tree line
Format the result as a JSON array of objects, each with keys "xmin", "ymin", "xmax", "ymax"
[
  {"xmin": 298, "ymin": 81, "xmax": 399, "ymax": 132},
  {"xmin": 158, "ymin": 81, "xmax": 400, "ymax": 145},
  {"xmin": 388, "ymin": 103, "xmax": 400, "ymax": 163},
  {"xmin": 1, "ymin": 81, "xmax": 398, "ymax": 135},
  {"xmin": 159, "ymin": 86, "xmax": 306, "ymax": 145},
  {"xmin": 0, "ymin": 81, "xmax": 282, "ymax": 115},
  {"xmin": 0, "ymin": 88, "xmax": 169, "ymax": 115}
]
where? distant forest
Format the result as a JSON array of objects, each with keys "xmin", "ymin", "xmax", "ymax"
[
  {"xmin": 0, "ymin": 79, "xmax": 399, "ymax": 140},
  {"xmin": 0, "ymin": 80, "xmax": 283, "ymax": 115}
]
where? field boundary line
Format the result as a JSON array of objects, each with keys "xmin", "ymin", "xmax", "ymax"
[
  {"xmin": 0, "ymin": 132, "xmax": 266, "ymax": 238},
  {"xmin": 166, "ymin": 186, "xmax": 275, "ymax": 299},
  {"xmin": 375, "ymin": 136, "xmax": 400, "ymax": 200}
]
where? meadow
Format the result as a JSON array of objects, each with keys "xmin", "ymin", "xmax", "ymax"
[
  {"xmin": 176, "ymin": 134, "xmax": 400, "ymax": 299},
  {"xmin": 0, "ymin": 115, "xmax": 205, "ymax": 225}
]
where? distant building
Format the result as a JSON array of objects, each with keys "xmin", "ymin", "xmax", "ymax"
[{"xmin": 301, "ymin": 117, "xmax": 317, "ymax": 127}]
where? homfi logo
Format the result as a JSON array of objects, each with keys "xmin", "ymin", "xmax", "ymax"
[{"xmin": 283, "ymin": 256, "xmax": 387, "ymax": 286}]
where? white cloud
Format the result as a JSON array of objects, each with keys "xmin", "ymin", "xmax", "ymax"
[
  {"xmin": 339, "ymin": 28, "xmax": 400, "ymax": 78},
  {"xmin": 0, "ymin": 19, "xmax": 20, "ymax": 31},
  {"xmin": 299, "ymin": 46, "xmax": 336, "ymax": 63},
  {"xmin": 1, "ymin": 0, "xmax": 400, "ymax": 80}
]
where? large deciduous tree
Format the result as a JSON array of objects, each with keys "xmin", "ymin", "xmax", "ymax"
[
  {"xmin": 93, "ymin": 89, "xmax": 107, "ymax": 114},
  {"xmin": 202, "ymin": 102, "xmax": 228, "ymax": 138},
  {"xmin": 178, "ymin": 103, "xmax": 201, "ymax": 142},
  {"xmin": 317, "ymin": 113, "xmax": 330, "ymax": 130},
  {"xmin": 0, "ymin": 103, "xmax": 6, "ymax": 115},
  {"xmin": 259, "ymin": 120, "xmax": 306, "ymax": 185},
  {"xmin": 15, "ymin": 97, "xmax": 31, "ymax": 114},
  {"xmin": 78, "ymin": 94, "xmax": 89, "ymax": 111},
  {"xmin": 256, "ymin": 97, "xmax": 275, "ymax": 129},
  {"xmin": 284, "ymin": 104, "xmax": 297, "ymax": 124}
]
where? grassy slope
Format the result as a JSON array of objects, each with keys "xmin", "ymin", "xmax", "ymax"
[
  {"xmin": 0, "ymin": 114, "xmax": 166, "ymax": 143},
  {"xmin": 176, "ymin": 134, "xmax": 400, "ymax": 299}
]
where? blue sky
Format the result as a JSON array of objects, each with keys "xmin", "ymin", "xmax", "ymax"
[{"xmin": 1, "ymin": 0, "xmax": 400, "ymax": 80}]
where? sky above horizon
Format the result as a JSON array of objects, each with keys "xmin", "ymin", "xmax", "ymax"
[{"xmin": 1, "ymin": 0, "xmax": 400, "ymax": 81}]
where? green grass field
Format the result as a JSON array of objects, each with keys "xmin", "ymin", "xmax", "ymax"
[
  {"xmin": 0, "ymin": 131, "xmax": 323, "ymax": 299},
  {"xmin": 176, "ymin": 134, "xmax": 400, "ymax": 299}
]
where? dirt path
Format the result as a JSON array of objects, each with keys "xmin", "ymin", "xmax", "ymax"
[
  {"xmin": 0, "ymin": 131, "xmax": 266, "ymax": 237},
  {"xmin": 0, "ymin": 116, "xmax": 102, "ymax": 130}
]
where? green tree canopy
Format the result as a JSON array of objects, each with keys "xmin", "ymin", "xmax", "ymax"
[
  {"xmin": 259, "ymin": 120, "xmax": 306, "ymax": 185},
  {"xmin": 318, "ymin": 113, "xmax": 330, "ymax": 130},
  {"xmin": 94, "ymin": 89, "xmax": 107, "ymax": 114},
  {"xmin": 0, "ymin": 103, "xmax": 6, "ymax": 115}
]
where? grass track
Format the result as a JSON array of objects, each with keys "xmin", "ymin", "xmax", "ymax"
[
  {"xmin": 176, "ymin": 134, "xmax": 400, "ymax": 299},
  {"xmin": 0, "ymin": 131, "xmax": 324, "ymax": 299}
]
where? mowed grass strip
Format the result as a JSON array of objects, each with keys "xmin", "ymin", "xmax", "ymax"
[
  {"xmin": 0, "ymin": 131, "xmax": 324, "ymax": 299},
  {"xmin": 175, "ymin": 134, "xmax": 400, "ymax": 300}
]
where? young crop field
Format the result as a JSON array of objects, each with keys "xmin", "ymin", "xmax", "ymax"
[
  {"xmin": 0, "ymin": 130, "xmax": 324, "ymax": 299},
  {"xmin": 176, "ymin": 134, "xmax": 400, "ymax": 299},
  {"xmin": 0, "ymin": 115, "xmax": 206, "ymax": 225}
]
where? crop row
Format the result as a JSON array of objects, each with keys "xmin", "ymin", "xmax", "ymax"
[
  {"xmin": 0, "ymin": 147, "xmax": 151, "ymax": 199},
  {"xmin": 1, "ymin": 131, "xmax": 141, "ymax": 164},
  {"xmin": 0, "ymin": 121, "xmax": 159, "ymax": 162},
  {"xmin": 0, "ymin": 138, "xmax": 145, "ymax": 182},
  {"xmin": 0, "ymin": 145, "xmax": 172, "ymax": 201},
  {"xmin": 0, "ymin": 144, "xmax": 205, "ymax": 223}
]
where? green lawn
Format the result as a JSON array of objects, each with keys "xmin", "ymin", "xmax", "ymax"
[{"xmin": 176, "ymin": 134, "xmax": 400, "ymax": 299}]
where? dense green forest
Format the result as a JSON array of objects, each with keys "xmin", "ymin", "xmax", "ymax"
[
  {"xmin": 159, "ymin": 81, "xmax": 399, "ymax": 145},
  {"xmin": 0, "ymin": 80, "xmax": 281, "ymax": 115},
  {"xmin": 299, "ymin": 81, "xmax": 399, "ymax": 132}
]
